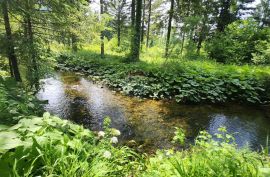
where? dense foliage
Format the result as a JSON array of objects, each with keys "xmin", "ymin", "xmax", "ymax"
[
  {"xmin": 206, "ymin": 20, "xmax": 270, "ymax": 64},
  {"xmin": 0, "ymin": 76, "xmax": 43, "ymax": 125},
  {"xmin": 56, "ymin": 53, "xmax": 270, "ymax": 104}
]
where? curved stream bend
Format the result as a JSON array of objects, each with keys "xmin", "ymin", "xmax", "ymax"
[{"xmin": 37, "ymin": 72, "xmax": 270, "ymax": 152}]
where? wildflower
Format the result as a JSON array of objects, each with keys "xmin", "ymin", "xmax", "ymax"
[
  {"xmin": 103, "ymin": 151, "xmax": 111, "ymax": 159},
  {"xmin": 111, "ymin": 128, "xmax": 121, "ymax": 136},
  {"xmin": 165, "ymin": 149, "xmax": 174, "ymax": 156},
  {"xmin": 110, "ymin": 136, "xmax": 118, "ymax": 144},
  {"xmin": 9, "ymin": 109, "xmax": 18, "ymax": 114},
  {"xmin": 98, "ymin": 131, "xmax": 105, "ymax": 138}
]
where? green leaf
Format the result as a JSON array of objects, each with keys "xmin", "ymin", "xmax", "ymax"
[{"xmin": 0, "ymin": 131, "xmax": 23, "ymax": 152}]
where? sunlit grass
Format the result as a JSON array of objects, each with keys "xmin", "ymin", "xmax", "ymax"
[{"xmin": 51, "ymin": 43, "xmax": 270, "ymax": 80}]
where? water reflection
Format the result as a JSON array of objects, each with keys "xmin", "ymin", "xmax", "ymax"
[{"xmin": 37, "ymin": 72, "xmax": 270, "ymax": 152}]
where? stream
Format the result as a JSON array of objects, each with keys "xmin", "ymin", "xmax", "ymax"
[{"xmin": 37, "ymin": 72, "xmax": 270, "ymax": 153}]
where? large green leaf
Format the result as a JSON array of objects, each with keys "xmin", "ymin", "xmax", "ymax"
[{"xmin": 0, "ymin": 131, "xmax": 23, "ymax": 152}]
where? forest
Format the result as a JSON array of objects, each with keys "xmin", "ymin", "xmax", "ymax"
[{"xmin": 0, "ymin": 0, "xmax": 270, "ymax": 176}]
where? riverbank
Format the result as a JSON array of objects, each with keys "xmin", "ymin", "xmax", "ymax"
[{"xmin": 56, "ymin": 52, "xmax": 270, "ymax": 104}]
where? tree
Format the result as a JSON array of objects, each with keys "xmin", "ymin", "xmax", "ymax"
[
  {"xmin": 165, "ymin": 0, "xmax": 174, "ymax": 57},
  {"xmin": 146, "ymin": 0, "xmax": 152, "ymax": 48},
  {"xmin": 100, "ymin": 0, "xmax": 105, "ymax": 58},
  {"xmin": 131, "ymin": 0, "xmax": 136, "ymax": 26},
  {"xmin": 129, "ymin": 0, "xmax": 143, "ymax": 61},
  {"xmin": 217, "ymin": 0, "xmax": 256, "ymax": 32},
  {"xmin": 1, "ymin": 0, "xmax": 21, "ymax": 81},
  {"xmin": 206, "ymin": 20, "xmax": 267, "ymax": 64},
  {"xmin": 0, "ymin": 0, "xmax": 86, "ymax": 86},
  {"xmin": 217, "ymin": 0, "xmax": 235, "ymax": 32},
  {"xmin": 107, "ymin": 0, "xmax": 128, "ymax": 47},
  {"xmin": 254, "ymin": 0, "xmax": 270, "ymax": 27},
  {"xmin": 141, "ymin": 0, "xmax": 146, "ymax": 48}
]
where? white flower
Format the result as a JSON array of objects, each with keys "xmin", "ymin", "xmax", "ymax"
[
  {"xmin": 103, "ymin": 151, "xmax": 111, "ymax": 159},
  {"xmin": 98, "ymin": 131, "xmax": 105, "ymax": 138},
  {"xmin": 110, "ymin": 136, "xmax": 118, "ymax": 144},
  {"xmin": 9, "ymin": 109, "xmax": 18, "ymax": 114},
  {"xmin": 111, "ymin": 128, "xmax": 121, "ymax": 136}
]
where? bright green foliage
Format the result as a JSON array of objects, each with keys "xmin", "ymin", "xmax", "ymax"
[
  {"xmin": 0, "ymin": 113, "xmax": 144, "ymax": 177},
  {"xmin": 142, "ymin": 129, "xmax": 270, "ymax": 177},
  {"xmin": 206, "ymin": 20, "xmax": 270, "ymax": 64},
  {"xmin": 56, "ymin": 53, "xmax": 270, "ymax": 104},
  {"xmin": 252, "ymin": 40, "xmax": 270, "ymax": 65},
  {"xmin": 172, "ymin": 127, "xmax": 185, "ymax": 145},
  {"xmin": 0, "ymin": 76, "xmax": 43, "ymax": 125}
]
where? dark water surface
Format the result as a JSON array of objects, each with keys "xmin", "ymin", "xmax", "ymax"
[{"xmin": 37, "ymin": 72, "xmax": 270, "ymax": 153}]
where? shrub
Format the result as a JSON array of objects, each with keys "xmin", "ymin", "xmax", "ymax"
[
  {"xmin": 252, "ymin": 40, "xmax": 270, "ymax": 65},
  {"xmin": 206, "ymin": 20, "xmax": 270, "ymax": 64},
  {"xmin": 0, "ymin": 76, "xmax": 44, "ymax": 125}
]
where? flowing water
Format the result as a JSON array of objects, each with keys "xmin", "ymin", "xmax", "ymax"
[{"xmin": 37, "ymin": 72, "xmax": 270, "ymax": 153}]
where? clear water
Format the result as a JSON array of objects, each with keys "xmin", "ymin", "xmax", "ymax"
[{"xmin": 37, "ymin": 72, "xmax": 270, "ymax": 153}]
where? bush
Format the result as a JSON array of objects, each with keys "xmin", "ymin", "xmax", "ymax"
[
  {"xmin": 206, "ymin": 20, "xmax": 270, "ymax": 64},
  {"xmin": 252, "ymin": 40, "xmax": 270, "ymax": 64},
  {"xmin": 0, "ymin": 76, "xmax": 44, "ymax": 125}
]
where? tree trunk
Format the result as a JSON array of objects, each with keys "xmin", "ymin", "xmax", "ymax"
[
  {"xmin": 165, "ymin": 0, "xmax": 174, "ymax": 58},
  {"xmin": 117, "ymin": 7, "xmax": 121, "ymax": 47},
  {"xmin": 26, "ymin": 14, "xmax": 39, "ymax": 88},
  {"xmin": 146, "ymin": 0, "xmax": 152, "ymax": 48},
  {"xmin": 100, "ymin": 0, "xmax": 105, "ymax": 58},
  {"xmin": 2, "ymin": 0, "xmax": 21, "ymax": 81},
  {"xmin": 71, "ymin": 34, "xmax": 78, "ymax": 52},
  {"xmin": 131, "ymin": 0, "xmax": 136, "ymax": 26},
  {"xmin": 217, "ymin": 0, "xmax": 232, "ymax": 32},
  {"xmin": 140, "ymin": 0, "xmax": 146, "ymax": 49},
  {"xmin": 196, "ymin": 16, "xmax": 207, "ymax": 54},
  {"xmin": 180, "ymin": 0, "xmax": 190, "ymax": 56},
  {"xmin": 129, "ymin": 0, "xmax": 142, "ymax": 61},
  {"xmin": 180, "ymin": 33, "xmax": 185, "ymax": 56}
]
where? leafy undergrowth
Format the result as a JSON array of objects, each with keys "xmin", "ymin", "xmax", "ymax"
[
  {"xmin": 0, "ymin": 76, "xmax": 44, "ymax": 125},
  {"xmin": 142, "ymin": 128, "xmax": 270, "ymax": 177},
  {"xmin": 0, "ymin": 114, "xmax": 144, "ymax": 177},
  {"xmin": 56, "ymin": 53, "xmax": 270, "ymax": 104},
  {"xmin": 0, "ymin": 114, "xmax": 269, "ymax": 177}
]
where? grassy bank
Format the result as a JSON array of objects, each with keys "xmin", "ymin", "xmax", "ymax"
[
  {"xmin": 56, "ymin": 50, "xmax": 270, "ymax": 104},
  {"xmin": 0, "ymin": 75, "xmax": 269, "ymax": 176}
]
